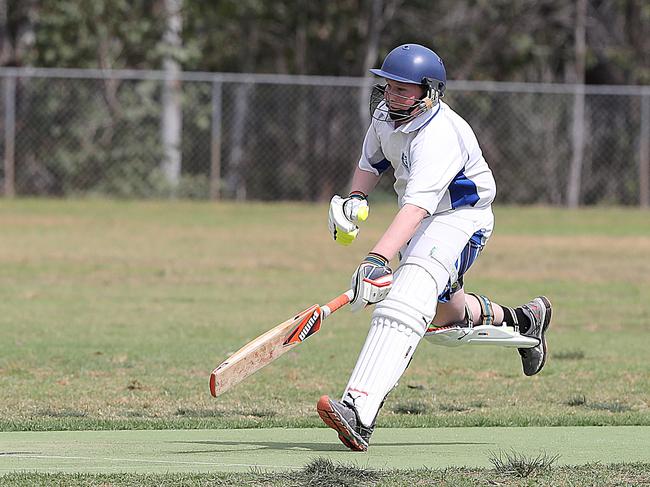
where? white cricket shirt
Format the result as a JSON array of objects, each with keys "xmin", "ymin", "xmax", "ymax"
[{"xmin": 358, "ymin": 101, "xmax": 496, "ymax": 215}]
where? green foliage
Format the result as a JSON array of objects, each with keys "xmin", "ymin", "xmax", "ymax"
[
  {"xmin": 1, "ymin": 462, "xmax": 650, "ymax": 486},
  {"xmin": 566, "ymin": 394, "xmax": 587, "ymax": 406},
  {"xmin": 16, "ymin": 77, "xmax": 166, "ymax": 197},
  {"xmin": 295, "ymin": 458, "xmax": 381, "ymax": 487},
  {"xmin": 488, "ymin": 449, "xmax": 560, "ymax": 478},
  {"xmin": 9, "ymin": 1, "xmax": 648, "ymax": 82},
  {"xmin": 29, "ymin": 0, "xmax": 166, "ymax": 69},
  {"xmin": 3, "ymin": 1, "xmax": 648, "ymax": 201}
]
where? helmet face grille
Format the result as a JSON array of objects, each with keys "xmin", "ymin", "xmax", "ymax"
[
  {"xmin": 368, "ymin": 83, "xmax": 441, "ymax": 124},
  {"xmin": 369, "ymin": 84, "xmax": 387, "ymax": 119}
]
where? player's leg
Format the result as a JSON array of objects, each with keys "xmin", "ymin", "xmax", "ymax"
[
  {"xmin": 318, "ymin": 209, "xmax": 482, "ymax": 451},
  {"xmin": 430, "ymin": 286, "xmax": 552, "ymax": 375},
  {"xmin": 427, "ymin": 205, "xmax": 496, "ymax": 329},
  {"xmin": 421, "ymin": 207, "xmax": 552, "ymax": 375},
  {"xmin": 429, "ymin": 286, "xmax": 504, "ymax": 328},
  {"xmin": 463, "ymin": 292, "xmax": 552, "ymax": 376},
  {"xmin": 318, "ymin": 261, "xmax": 441, "ymax": 451}
]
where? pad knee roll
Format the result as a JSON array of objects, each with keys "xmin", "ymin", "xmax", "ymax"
[{"xmin": 372, "ymin": 262, "xmax": 449, "ymax": 337}]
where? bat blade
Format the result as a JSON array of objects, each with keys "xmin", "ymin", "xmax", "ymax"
[{"xmin": 209, "ymin": 304, "xmax": 323, "ymax": 398}]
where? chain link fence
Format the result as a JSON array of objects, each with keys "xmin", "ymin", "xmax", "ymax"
[{"xmin": 1, "ymin": 68, "xmax": 649, "ymax": 206}]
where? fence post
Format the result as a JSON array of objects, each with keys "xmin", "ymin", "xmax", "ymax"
[
  {"xmin": 3, "ymin": 75, "xmax": 16, "ymax": 198},
  {"xmin": 209, "ymin": 79, "xmax": 222, "ymax": 200},
  {"xmin": 640, "ymin": 94, "xmax": 650, "ymax": 208}
]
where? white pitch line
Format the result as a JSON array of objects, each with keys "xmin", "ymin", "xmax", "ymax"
[{"xmin": 2, "ymin": 454, "xmax": 295, "ymax": 469}]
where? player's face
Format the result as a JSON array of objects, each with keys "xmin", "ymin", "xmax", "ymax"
[{"xmin": 384, "ymin": 80, "xmax": 424, "ymax": 110}]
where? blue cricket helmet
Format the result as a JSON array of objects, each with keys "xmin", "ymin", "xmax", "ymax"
[
  {"xmin": 370, "ymin": 44, "xmax": 446, "ymax": 94},
  {"xmin": 369, "ymin": 44, "xmax": 446, "ymax": 122}
]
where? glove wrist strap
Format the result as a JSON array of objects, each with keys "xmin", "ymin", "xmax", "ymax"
[
  {"xmin": 364, "ymin": 252, "xmax": 389, "ymax": 267},
  {"xmin": 349, "ymin": 191, "xmax": 367, "ymax": 200}
]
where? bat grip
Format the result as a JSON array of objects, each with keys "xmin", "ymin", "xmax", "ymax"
[{"xmin": 322, "ymin": 289, "xmax": 354, "ymax": 318}]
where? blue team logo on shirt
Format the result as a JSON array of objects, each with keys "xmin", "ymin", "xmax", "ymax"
[{"xmin": 401, "ymin": 152, "xmax": 409, "ymax": 170}]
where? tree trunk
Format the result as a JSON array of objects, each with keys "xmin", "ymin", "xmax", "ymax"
[
  {"xmin": 209, "ymin": 80, "xmax": 222, "ymax": 200},
  {"xmin": 161, "ymin": 0, "xmax": 183, "ymax": 191},
  {"xmin": 226, "ymin": 25, "xmax": 259, "ymax": 200},
  {"xmin": 3, "ymin": 75, "xmax": 15, "ymax": 197},
  {"xmin": 640, "ymin": 95, "xmax": 649, "ymax": 208},
  {"xmin": 1, "ymin": 0, "xmax": 37, "ymax": 196},
  {"xmin": 566, "ymin": 0, "xmax": 587, "ymax": 207},
  {"xmin": 294, "ymin": 9, "xmax": 309, "ymax": 199},
  {"xmin": 0, "ymin": 0, "xmax": 10, "ymax": 65},
  {"xmin": 358, "ymin": 0, "xmax": 384, "ymax": 125}
]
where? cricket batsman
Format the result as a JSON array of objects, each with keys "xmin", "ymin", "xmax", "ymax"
[{"xmin": 319, "ymin": 44, "xmax": 552, "ymax": 451}]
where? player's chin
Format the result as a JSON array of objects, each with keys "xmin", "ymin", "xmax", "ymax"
[{"xmin": 389, "ymin": 103, "xmax": 412, "ymax": 111}]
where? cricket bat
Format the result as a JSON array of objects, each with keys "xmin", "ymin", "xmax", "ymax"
[{"xmin": 209, "ymin": 289, "xmax": 354, "ymax": 398}]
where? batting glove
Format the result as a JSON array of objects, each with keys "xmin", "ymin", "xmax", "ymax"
[
  {"xmin": 328, "ymin": 192, "xmax": 369, "ymax": 246},
  {"xmin": 349, "ymin": 253, "xmax": 393, "ymax": 312}
]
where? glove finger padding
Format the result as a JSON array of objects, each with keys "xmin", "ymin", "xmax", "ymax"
[
  {"xmin": 343, "ymin": 196, "xmax": 369, "ymax": 224},
  {"xmin": 332, "ymin": 226, "xmax": 358, "ymax": 246},
  {"xmin": 350, "ymin": 255, "xmax": 393, "ymax": 312}
]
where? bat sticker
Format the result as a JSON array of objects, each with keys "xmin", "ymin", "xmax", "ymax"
[{"xmin": 283, "ymin": 308, "xmax": 322, "ymax": 345}]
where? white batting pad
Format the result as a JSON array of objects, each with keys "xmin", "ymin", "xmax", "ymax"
[
  {"xmin": 425, "ymin": 324, "xmax": 539, "ymax": 348},
  {"xmin": 374, "ymin": 263, "xmax": 443, "ymax": 327},
  {"xmin": 342, "ymin": 263, "xmax": 443, "ymax": 427},
  {"xmin": 342, "ymin": 314, "xmax": 422, "ymax": 426}
]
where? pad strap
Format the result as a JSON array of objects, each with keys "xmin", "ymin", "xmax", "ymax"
[
  {"xmin": 467, "ymin": 293, "xmax": 494, "ymax": 327},
  {"xmin": 464, "ymin": 302, "xmax": 474, "ymax": 328}
]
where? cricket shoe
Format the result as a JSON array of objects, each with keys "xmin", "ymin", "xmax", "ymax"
[
  {"xmin": 518, "ymin": 296, "xmax": 553, "ymax": 376},
  {"xmin": 317, "ymin": 395, "xmax": 373, "ymax": 452}
]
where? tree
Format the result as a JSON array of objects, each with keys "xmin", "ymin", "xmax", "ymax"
[{"xmin": 161, "ymin": 0, "xmax": 183, "ymax": 190}]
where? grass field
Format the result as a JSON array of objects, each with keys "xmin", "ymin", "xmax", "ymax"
[{"xmin": 1, "ymin": 199, "xmax": 649, "ymax": 484}]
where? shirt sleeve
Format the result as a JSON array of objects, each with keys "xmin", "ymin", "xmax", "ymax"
[
  {"xmin": 401, "ymin": 125, "xmax": 466, "ymax": 214},
  {"xmin": 358, "ymin": 123, "xmax": 391, "ymax": 176}
]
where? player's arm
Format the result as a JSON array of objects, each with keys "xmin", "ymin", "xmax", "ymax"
[
  {"xmin": 349, "ymin": 166, "xmax": 381, "ymax": 197},
  {"xmin": 370, "ymin": 203, "xmax": 428, "ymax": 261}
]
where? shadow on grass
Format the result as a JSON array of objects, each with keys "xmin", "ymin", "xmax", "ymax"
[
  {"xmin": 168, "ymin": 439, "xmax": 493, "ymax": 454},
  {"xmin": 564, "ymin": 395, "xmax": 632, "ymax": 413}
]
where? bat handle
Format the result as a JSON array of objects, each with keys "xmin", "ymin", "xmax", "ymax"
[{"xmin": 322, "ymin": 289, "xmax": 354, "ymax": 319}]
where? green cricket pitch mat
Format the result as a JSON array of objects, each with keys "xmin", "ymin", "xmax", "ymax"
[{"xmin": 1, "ymin": 426, "xmax": 648, "ymax": 474}]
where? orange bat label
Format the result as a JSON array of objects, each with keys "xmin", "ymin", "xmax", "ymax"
[{"xmin": 283, "ymin": 307, "xmax": 322, "ymax": 345}]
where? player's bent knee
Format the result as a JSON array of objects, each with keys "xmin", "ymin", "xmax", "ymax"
[{"xmin": 372, "ymin": 262, "xmax": 447, "ymax": 336}]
